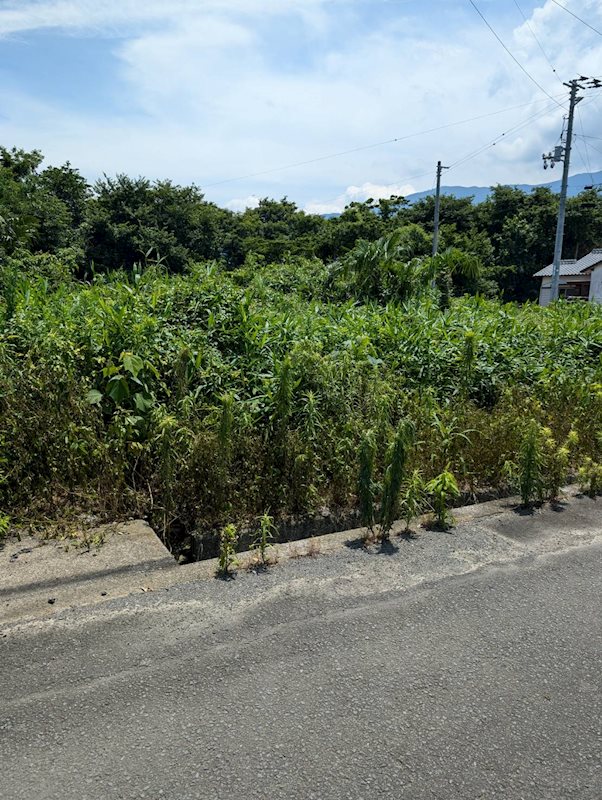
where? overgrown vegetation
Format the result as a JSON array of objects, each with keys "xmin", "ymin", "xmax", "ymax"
[
  {"xmin": 0, "ymin": 146, "xmax": 601, "ymax": 553},
  {"xmin": 1, "ymin": 253, "xmax": 600, "ymax": 548}
]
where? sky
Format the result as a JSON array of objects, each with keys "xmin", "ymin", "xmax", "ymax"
[{"xmin": 0, "ymin": 0, "xmax": 601, "ymax": 213}]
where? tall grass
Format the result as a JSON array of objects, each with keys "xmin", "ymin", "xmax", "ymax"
[{"xmin": 0, "ymin": 257, "xmax": 600, "ymax": 547}]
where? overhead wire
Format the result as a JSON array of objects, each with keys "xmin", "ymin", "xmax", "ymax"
[
  {"xmin": 512, "ymin": 0, "xmax": 563, "ymax": 82},
  {"xmin": 385, "ymin": 97, "xmax": 567, "ymax": 196},
  {"xmin": 201, "ymin": 0, "xmax": 601, "ymax": 204},
  {"xmin": 385, "ymin": 95, "xmax": 589, "ymax": 202},
  {"xmin": 446, "ymin": 98, "xmax": 562, "ymax": 172},
  {"xmin": 372, "ymin": 86, "xmax": 602, "ymax": 196},
  {"xmin": 575, "ymin": 138, "xmax": 602, "ymax": 158},
  {"xmin": 202, "ymin": 94, "xmax": 566, "ymax": 188},
  {"xmin": 575, "ymin": 107, "xmax": 595, "ymax": 183},
  {"xmin": 467, "ymin": 0, "xmax": 566, "ymax": 108},
  {"xmin": 549, "ymin": 0, "xmax": 602, "ymax": 37}
]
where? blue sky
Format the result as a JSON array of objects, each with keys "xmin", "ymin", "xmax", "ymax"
[{"xmin": 0, "ymin": 0, "xmax": 601, "ymax": 211}]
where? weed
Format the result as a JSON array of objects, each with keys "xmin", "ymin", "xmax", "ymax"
[
  {"xmin": 0, "ymin": 257, "xmax": 600, "ymax": 541},
  {"xmin": 217, "ymin": 523, "xmax": 238, "ymax": 578},
  {"xmin": 358, "ymin": 433, "xmax": 377, "ymax": 538},
  {"xmin": 543, "ymin": 427, "xmax": 579, "ymax": 502},
  {"xmin": 426, "ymin": 469, "xmax": 460, "ymax": 530},
  {"xmin": 252, "ymin": 512, "xmax": 277, "ymax": 567},
  {"xmin": 578, "ymin": 458, "xmax": 602, "ymax": 498},
  {"xmin": 518, "ymin": 419, "xmax": 545, "ymax": 507},
  {"xmin": 218, "ymin": 393, "xmax": 235, "ymax": 457},
  {"xmin": 308, "ymin": 536, "xmax": 321, "ymax": 556},
  {"xmin": 399, "ymin": 469, "xmax": 426, "ymax": 532},
  {"xmin": 379, "ymin": 420, "xmax": 414, "ymax": 540}
]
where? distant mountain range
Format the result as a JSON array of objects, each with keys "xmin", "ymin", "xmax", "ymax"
[{"xmin": 404, "ymin": 170, "xmax": 602, "ymax": 205}]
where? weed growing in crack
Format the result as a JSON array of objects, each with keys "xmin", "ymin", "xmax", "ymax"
[
  {"xmin": 518, "ymin": 419, "xmax": 545, "ymax": 507},
  {"xmin": 426, "ymin": 469, "xmax": 460, "ymax": 530},
  {"xmin": 252, "ymin": 512, "xmax": 277, "ymax": 568},
  {"xmin": 378, "ymin": 420, "xmax": 414, "ymax": 540},
  {"xmin": 217, "ymin": 523, "xmax": 238, "ymax": 578}
]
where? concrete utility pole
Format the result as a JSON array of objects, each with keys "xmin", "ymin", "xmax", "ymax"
[
  {"xmin": 543, "ymin": 77, "xmax": 601, "ymax": 301},
  {"xmin": 432, "ymin": 160, "xmax": 449, "ymax": 257}
]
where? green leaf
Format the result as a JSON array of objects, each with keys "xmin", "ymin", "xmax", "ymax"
[
  {"xmin": 107, "ymin": 376, "xmax": 130, "ymax": 404},
  {"xmin": 122, "ymin": 352, "xmax": 144, "ymax": 378},
  {"xmin": 86, "ymin": 389, "xmax": 103, "ymax": 405},
  {"xmin": 133, "ymin": 392, "xmax": 153, "ymax": 412}
]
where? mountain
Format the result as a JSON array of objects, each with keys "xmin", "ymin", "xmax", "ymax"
[{"xmin": 404, "ymin": 170, "xmax": 602, "ymax": 205}]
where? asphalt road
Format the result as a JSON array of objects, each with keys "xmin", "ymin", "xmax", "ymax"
[{"xmin": 1, "ymin": 540, "xmax": 600, "ymax": 799}]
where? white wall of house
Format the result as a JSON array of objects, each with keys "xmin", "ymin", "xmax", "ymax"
[
  {"xmin": 588, "ymin": 264, "xmax": 602, "ymax": 303},
  {"xmin": 539, "ymin": 279, "xmax": 552, "ymax": 307},
  {"xmin": 538, "ymin": 274, "xmax": 591, "ymax": 306}
]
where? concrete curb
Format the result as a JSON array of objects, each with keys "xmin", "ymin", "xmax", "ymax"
[{"xmin": 0, "ymin": 485, "xmax": 589, "ymax": 626}]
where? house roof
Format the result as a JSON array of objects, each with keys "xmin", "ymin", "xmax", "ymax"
[
  {"xmin": 573, "ymin": 248, "xmax": 602, "ymax": 272},
  {"xmin": 533, "ymin": 248, "xmax": 602, "ymax": 278},
  {"xmin": 533, "ymin": 259, "xmax": 579, "ymax": 278}
]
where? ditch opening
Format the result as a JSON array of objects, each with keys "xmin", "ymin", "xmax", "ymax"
[
  {"xmin": 155, "ymin": 485, "xmax": 519, "ymax": 564},
  {"xmin": 165, "ymin": 507, "xmax": 362, "ymax": 564}
]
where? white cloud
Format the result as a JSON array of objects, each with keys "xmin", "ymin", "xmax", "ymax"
[
  {"xmin": 0, "ymin": 0, "xmax": 336, "ymax": 36},
  {"xmin": 0, "ymin": 0, "xmax": 600, "ymax": 208},
  {"xmin": 224, "ymin": 194, "xmax": 260, "ymax": 211},
  {"xmin": 305, "ymin": 182, "xmax": 418, "ymax": 215}
]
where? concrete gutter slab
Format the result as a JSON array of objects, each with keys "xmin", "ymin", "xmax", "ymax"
[
  {"xmin": 0, "ymin": 520, "xmax": 176, "ymax": 625},
  {"xmin": 1, "ymin": 487, "xmax": 599, "ymax": 630}
]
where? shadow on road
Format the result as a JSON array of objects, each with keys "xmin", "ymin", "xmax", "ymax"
[{"xmin": 344, "ymin": 537, "xmax": 400, "ymax": 556}]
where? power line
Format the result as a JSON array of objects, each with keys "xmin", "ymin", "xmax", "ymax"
[
  {"xmin": 390, "ymin": 99, "xmax": 564, "ymax": 198},
  {"xmin": 447, "ymin": 99, "xmax": 561, "ymax": 171},
  {"xmin": 576, "ymin": 139, "xmax": 602, "ymax": 158},
  {"xmin": 576, "ymin": 107, "xmax": 595, "ymax": 183},
  {"xmin": 550, "ymin": 0, "xmax": 602, "ymax": 37},
  {"xmin": 314, "ymin": 94, "xmax": 593, "ymax": 212},
  {"xmin": 512, "ymin": 0, "xmax": 562, "ymax": 82},
  {"xmin": 468, "ymin": 0, "xmax": 566, "ymax": 108},
  {"xmin": 387, "ymin": 98, "xmax": 578, "ymax": 206},
  {"xmin": 202, "ymin": 95, "xmax": 565, "ymax": 188}
]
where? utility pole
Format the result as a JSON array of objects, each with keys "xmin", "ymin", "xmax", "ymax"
[
  {"xmin": 542, "ymin": 77, "xmax": 601, "ymax": 301},
  {"xmin": 432, "ymin": 160, "xmax": 449, "ymax": 257}
]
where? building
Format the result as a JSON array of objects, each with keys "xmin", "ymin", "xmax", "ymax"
[{"xmin": 534, "ymin": 248, "xmax": 602, "ymax": 306}]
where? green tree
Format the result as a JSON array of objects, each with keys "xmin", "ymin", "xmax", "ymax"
[{"xmin": 83, "ymin": 175, "xmax": 223, "ymax": 272}]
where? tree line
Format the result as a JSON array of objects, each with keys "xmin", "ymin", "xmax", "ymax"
[{"xmin": 1, "ymin": 146, "xmax": 601, "ymax": 300}]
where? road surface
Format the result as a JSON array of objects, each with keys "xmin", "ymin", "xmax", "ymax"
[{"xmin": 1, "ymin": 506, "xmax": 601, "ymax": 799}]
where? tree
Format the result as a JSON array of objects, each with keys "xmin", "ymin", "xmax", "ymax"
[
  {"xmin": 0, "ymin": 149, "xmax": 89, "ymax": 259},
  {"xmin": 222, "ymin": 198, "xmax": 328, "ymax": 267},
  {"xmin": 565, "ymin": 189, "xmax": 602, "ymax": 259},
  {"xmin": 83, "ymin": 175, "xmax": 223, "ymax": 272}
]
